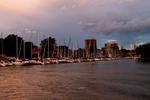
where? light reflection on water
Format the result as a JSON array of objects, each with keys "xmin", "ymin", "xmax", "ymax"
[{"xmin": 0, "ymin": 60, "xmax": 150, "ymax": 100}]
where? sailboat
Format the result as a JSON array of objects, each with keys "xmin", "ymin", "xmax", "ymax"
[
  {"xmin": 0, "ymin": 33, "xmax": 5, "ymax": 67},
  {"xmin": 12, "ymin": 34, "xmax": 24, "ymax": 66},
  {"xmin": 23, "ymin": 32, "xmax": 44, "ymax": 65}
]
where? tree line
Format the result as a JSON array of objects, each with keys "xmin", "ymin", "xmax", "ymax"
[
  {"xmin": 136, "ymin": 43, "xmax": 150, "ymax": 62},
  {"xmin": 0, "ymin": 34, "xmax": 56, "ymax": 59}
]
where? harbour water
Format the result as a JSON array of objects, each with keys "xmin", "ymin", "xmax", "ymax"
[{"xmin": 0, "ymin": 59, "xmax": 150, "ymax": 100}]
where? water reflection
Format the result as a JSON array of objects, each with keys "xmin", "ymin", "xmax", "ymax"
[{"xmin": 0, "ymin": 60, "xmax": 150, "ymax": 100}]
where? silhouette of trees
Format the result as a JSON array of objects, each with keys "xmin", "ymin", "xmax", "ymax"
[
  {"xmin": 40, "ymin": 36, "xmax": 56, "ymax": 58},
  {"xmin": 0, "ymin": 34, "xmax": 57, "ymax": 59},
  {"xmin": 120, "ymin": 49, "xmax": 128, "ymax": 57},
  {"xmin": 4, "ymin": 34, "xmax": 24, "ymax": 58},
  {"xmin": 136, "ymin": 43, "xmax": 150, "ymax": 61},
  {"xmin": 0, "ymin": 38, "xmax": 4, "ymax": 55}
]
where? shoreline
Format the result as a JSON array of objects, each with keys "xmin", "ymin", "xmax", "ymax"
[{"xmin": 0, "ymin": 57, "xmax": 137, "ymax": 67}]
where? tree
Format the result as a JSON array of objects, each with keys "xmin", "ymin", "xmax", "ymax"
[
  {"xmin": 4, "ymin": 34, "xmax": 24, "ymax": 58},
  {"xmin": 120, "ymin": 49, "xmax": 128, "ymax": 57},
  {"xmin": 40, "ymin": 36, "xmax": 56, "ymax": 58},
  {"xmin": 0, "ymin": 38, "xmax": 4, "ymax": 55},
  {"xmin": 136, "ymin": 43, "xmax": 150, "ymax": 61}
]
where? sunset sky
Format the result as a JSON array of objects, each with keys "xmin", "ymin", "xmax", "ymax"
[{"xmin": 0, "ymin": 0, "xmax": 150, "ymax": 48}]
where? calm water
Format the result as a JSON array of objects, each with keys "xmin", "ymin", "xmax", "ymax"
[{"xmin": 0, "ymin": 60, "xmax": 150, "ymax": 100}]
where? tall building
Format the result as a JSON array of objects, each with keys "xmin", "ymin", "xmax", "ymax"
[{"xmin": 85, "ymin": 39, "xmax": 97, "ymax": 57}]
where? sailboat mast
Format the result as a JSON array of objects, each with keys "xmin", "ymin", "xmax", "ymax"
[
  {"xmin": 37, "ymin": 32, "xmax": 40, "ymax": 60},
  {"xmin": 1, "ymin": 33, "xmax": 3, "ymax": 55},
  {"xmin": 22, "ymin": 31, "xmax": 25, "ymax": 59},
  {"xmin": 67, "ymin": 37, "xmax": 71, "ymax": 58},
  {"xmin": 31, "ymin": 42, "xmax": 32, "ymax": 59},
  {"xmin": 77, "ymin": 40, "xmax": 79, "ymax": 58},
  {"xmin": 16, "ymin": 35, "xmax": 18, "ymax": 59},
  {"xmin": 48, "ymin": 37, "xmax": 49, "ymax": 58},
  {"xmin": 23, "ymin": 41, "xmax": 25, "ymax": 59}
]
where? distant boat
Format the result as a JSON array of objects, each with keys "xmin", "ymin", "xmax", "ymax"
[
  {"xmin": 12, "ymin": 59, "xmax": 24, "ymax": 66},
  {"xmin": 0, "ymin": 61, "xmax": 6, "ymax": 67},
  {"xmin": 22, "ymin": 60, "xmax": 44, "ymax": 66},
  {"xmin": 58, "ymin": 58, "xmax": 73, "ymax": 63},
  {"xmin": 43, "ymin": 58, "xmax": 59, "ymax": 64}
]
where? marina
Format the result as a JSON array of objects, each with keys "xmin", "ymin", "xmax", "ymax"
[
  {"xmin": 0, "ymin": 0, "xmax": 150, "ymax": 99},
  {"xmin": 0, "ymin": 56, "xmax": 133, "ymax": 67}
]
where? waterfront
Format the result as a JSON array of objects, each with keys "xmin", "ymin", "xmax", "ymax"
[{"xmin": 0, "ymin": 59, "xmax": 150, "ymax": 100}]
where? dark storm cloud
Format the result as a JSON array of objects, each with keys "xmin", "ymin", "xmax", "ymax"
[{"xmin": 80, "ymin": 17, "xmax": 150, "ymax": 35}]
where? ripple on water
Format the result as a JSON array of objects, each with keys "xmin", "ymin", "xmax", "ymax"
[{"xmin": 0, "ymin": 60, "xmax": 150, "ymax": 100}]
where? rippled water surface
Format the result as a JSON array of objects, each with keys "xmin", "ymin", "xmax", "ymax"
[{"xmin": 0, "ymin": 60, "xmax": 150, "ymax": 100}]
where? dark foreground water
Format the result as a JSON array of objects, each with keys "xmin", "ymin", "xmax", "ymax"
[{"xmin": 0, "ymin": 60, "xmax": 150, "ymax": 100}]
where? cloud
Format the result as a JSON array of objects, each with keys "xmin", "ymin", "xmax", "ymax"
[
  {"xmin": 0, "ymin": 0, "xmax": 150, "ymax": 47},
  {"xmin": 0, "ymin": 0, "xmax": 42, "ymax": 16},
  {"xmin": 78, "ymin": 0, "xmax": 150, "ymax": 35},
  {"xmin": 80, "ymin": 17, "xmax": 150, "ymax": 35}
]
